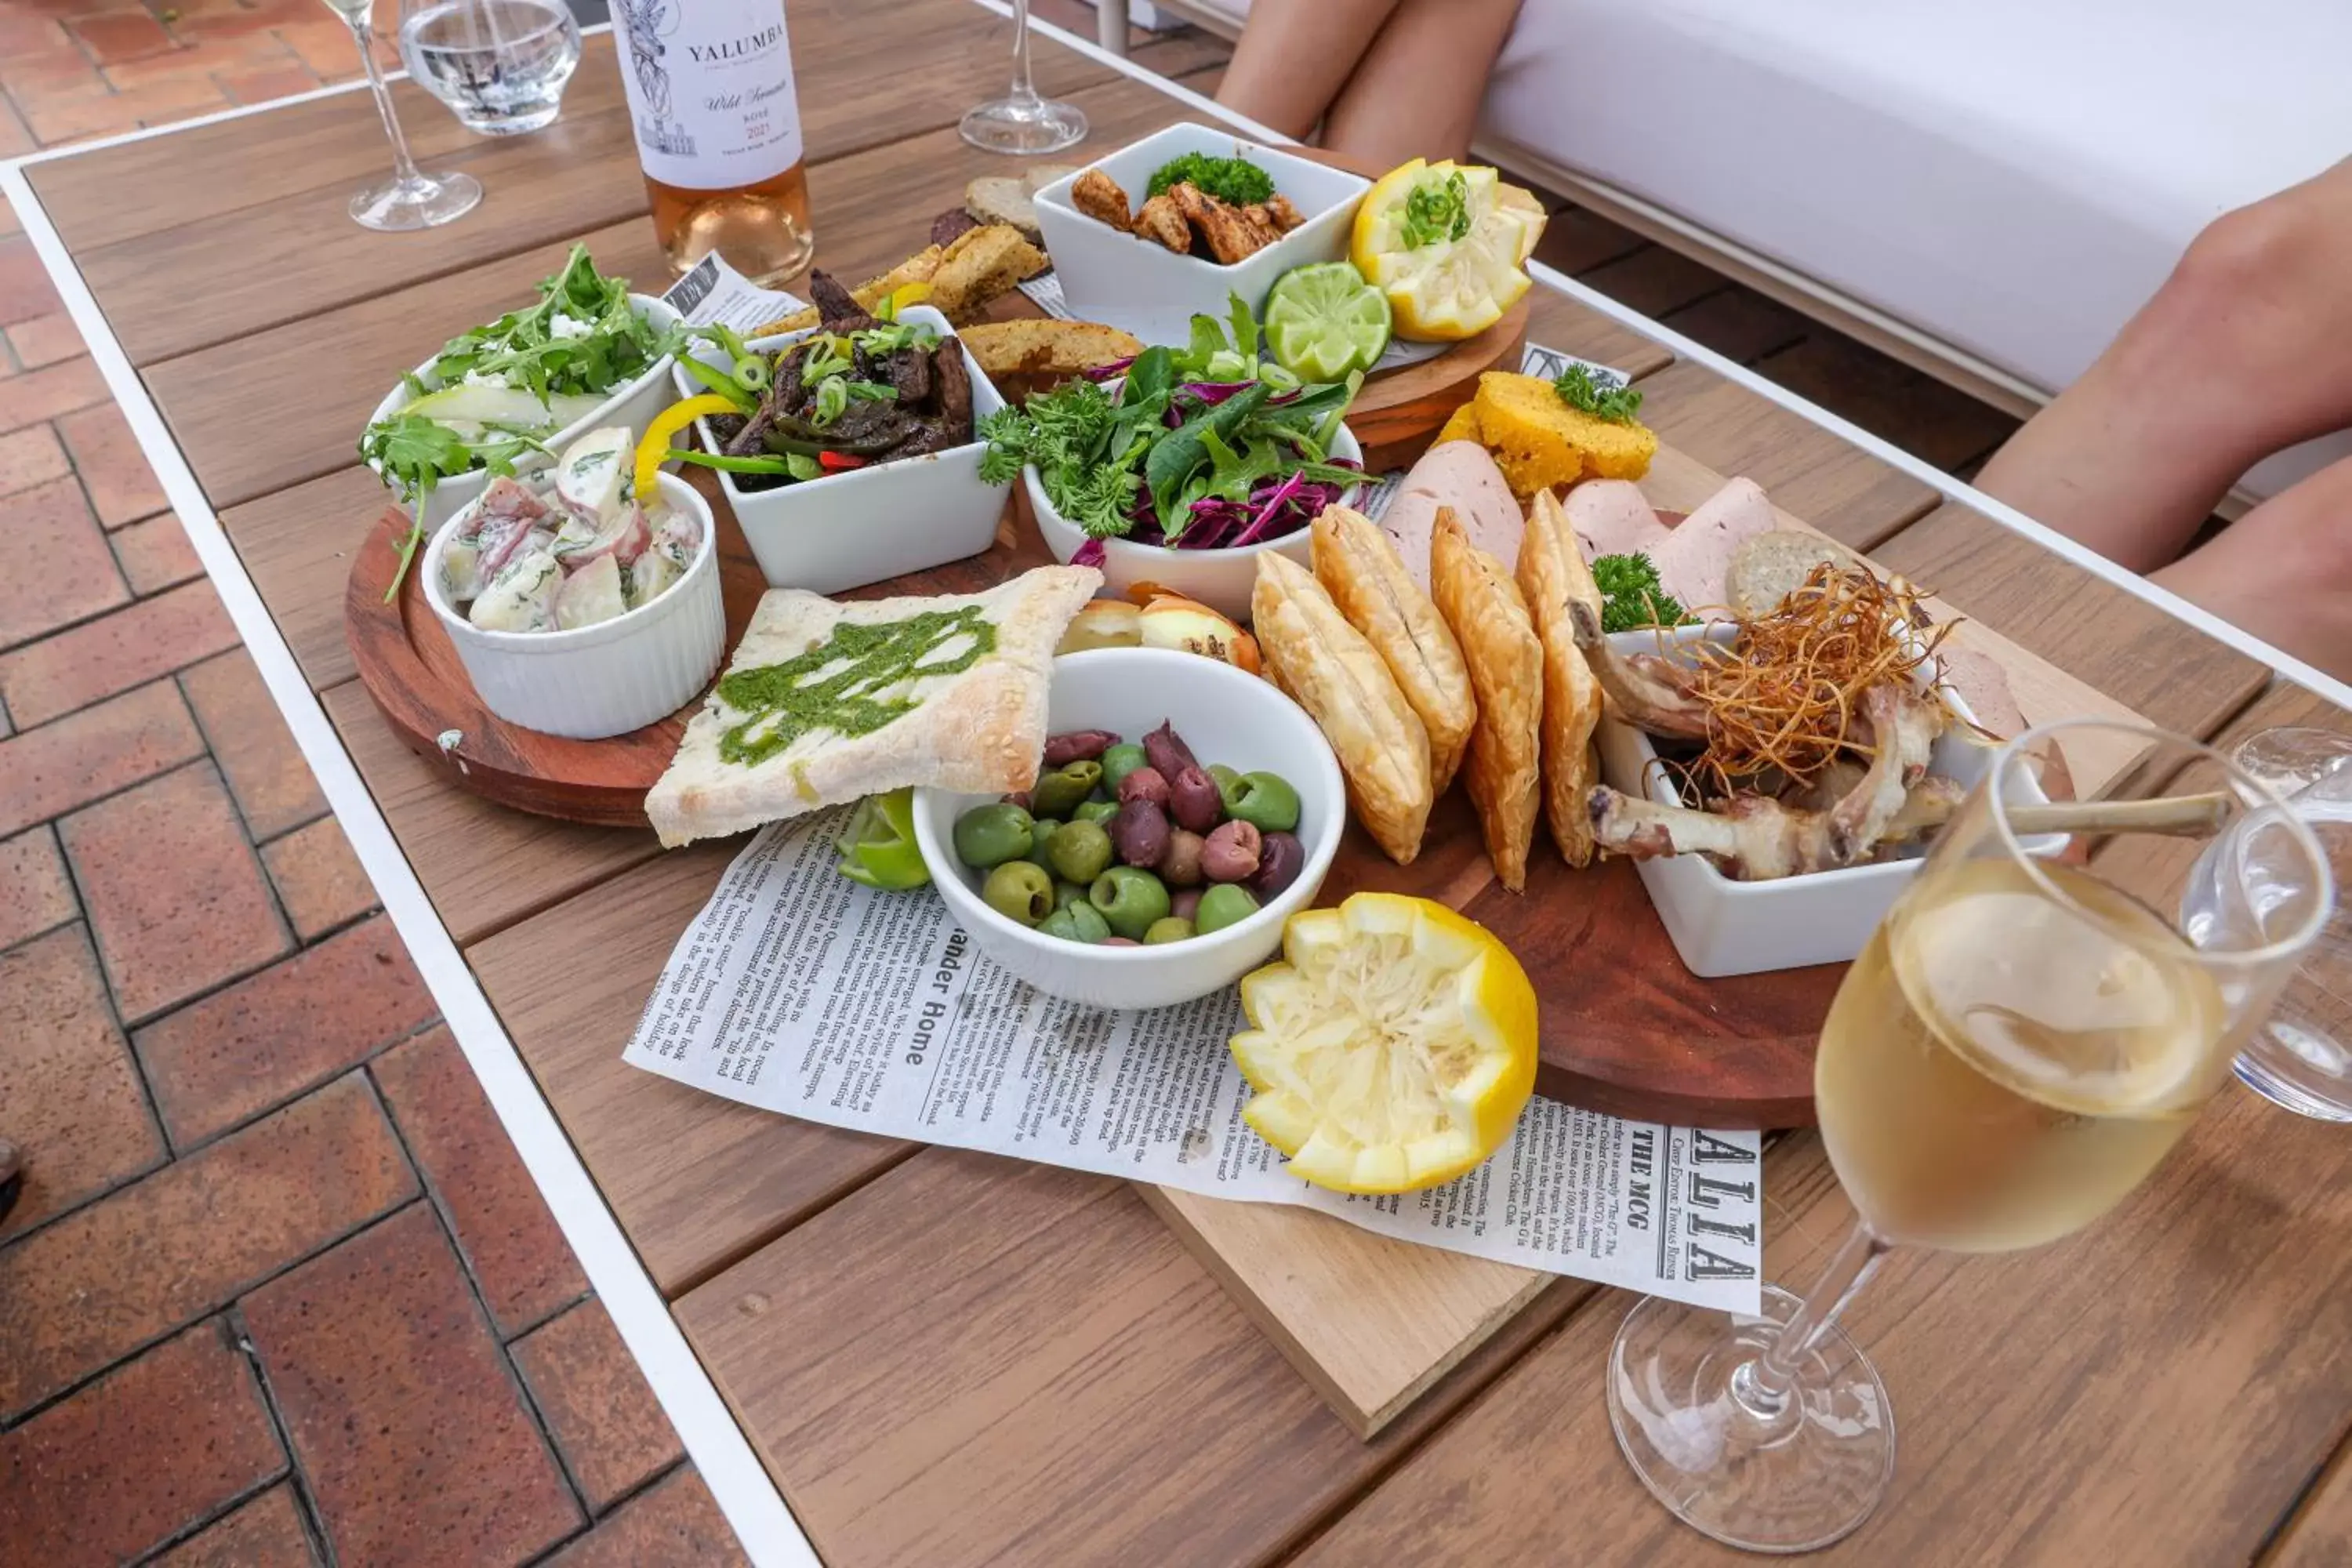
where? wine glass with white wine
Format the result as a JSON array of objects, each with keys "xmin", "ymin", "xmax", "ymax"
[
  {"xmin": 320, "ymin": 0, "xmax": 482, "ymax": 230},
  {"xmin": 1606, "ymin": 719, "xmax": 2332, "ymax": 1553},
  {"xmin": 960, "ymin": 0, "xmax": 1087, "ymax": 154}
]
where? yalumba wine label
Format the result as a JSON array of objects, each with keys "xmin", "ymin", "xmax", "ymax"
[{"xmin": 613, "ymin": 0, "xmax": 804, "ymax": 191}]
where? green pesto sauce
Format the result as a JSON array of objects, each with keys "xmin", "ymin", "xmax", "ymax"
[{"xmin": 716, "ymin": 605, "xmax": 996, "ymax": 766}]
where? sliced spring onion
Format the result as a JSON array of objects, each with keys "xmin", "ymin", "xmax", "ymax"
[
  {"xmin": 676, "ymin": 354, "xmax": 758, "ymax": 410},
  {"xmin": 733, "ymin": 357, "xmax": 771, "ymax": 392}
]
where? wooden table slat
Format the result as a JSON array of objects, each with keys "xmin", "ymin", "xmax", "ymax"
[
  {"xmin": 672, "ymin": 1147, "xmax": 1581, "ymax": 1568},
  {"xmin": 1872, "ymin": 501, "xmax": 2270, "ymax": 742},
  {"xmin": 1637, "ymin": 359, "xmax": 1941, "ymax": 549},
  {"xmin": 1296, "ymin": 1083, "xmax": 2352, "ymax": 1568},
  {"xmin": 466, "ymin": 846, "xmax": 916, "ymax": 1294},
  {"xmin": 319, "ymin": 679, "xmax": 659, "ymax": 946}
]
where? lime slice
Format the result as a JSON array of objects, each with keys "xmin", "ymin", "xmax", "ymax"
[{"xmin": 1265, "ymin": 263, "xmax": 1392, "ymax": 382}]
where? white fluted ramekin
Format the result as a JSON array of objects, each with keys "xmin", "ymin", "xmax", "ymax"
[{"xmin": 420, "ymin": 473, "xmax": 724, "ymax": 739}]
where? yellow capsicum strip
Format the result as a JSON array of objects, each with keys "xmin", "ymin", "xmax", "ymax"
[{"xmin": 633, "ymin": 394, "xmax": 745, "ymax": 499}]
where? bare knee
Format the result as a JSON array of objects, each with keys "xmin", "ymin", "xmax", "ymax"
[{"xmin": 2169, "ymin": 185, "xmax": 2335, "ymax": 310}]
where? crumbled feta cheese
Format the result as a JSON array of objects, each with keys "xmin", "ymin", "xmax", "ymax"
[
  {"xmin": 549, "ymin": 313, "xmax": 593, "ymax": 340},
  {"xmin": 462, "ymin": 368, "xmax": 510, "ymax": 390}
]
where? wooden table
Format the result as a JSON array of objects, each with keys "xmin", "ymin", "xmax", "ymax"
[{"xmin": 11, "ymin": 8, "xmax": 2352, "ymax": 1563}]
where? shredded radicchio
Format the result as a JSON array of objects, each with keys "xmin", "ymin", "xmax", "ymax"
[
  {"xmin": 1154, "ymin": 459, "xmax": 1360, "ymax": 552},
  {"xmin": 1070, "ymin": 537, "xmax": 1107, "ymax": 568},
  {"xmin": 1080, "ymin": 356, "xmax": 1138, "ymax": 382}
]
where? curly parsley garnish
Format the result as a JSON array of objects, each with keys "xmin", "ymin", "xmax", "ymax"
[
  {"xmin": 1145, "ymin": 151, "xmax": 1275, "ymax": 207},
  {"xmin": 1591, "ymin": 552, "xmax": 1693, "ymax": 633},
  {"xmin": 1553, "ymin": 362, "xmax": 1645, "ymax": 425},
  {"xmin": 1402, "ymin": 170, "xmax": 1471, "ymax": 248}
]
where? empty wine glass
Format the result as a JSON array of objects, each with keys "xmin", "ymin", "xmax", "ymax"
[
  {"xmin": 318, "ymin": 0, "xmax": 481, "ymax": 230},
  {"xmin": 2194, "ymin": 727, "xmax": 2352, "ymax": 1120},
  {"xmin": 960, "ymin": 0, "xmax": 1087, "ymax": 154},
  {"xmin": 397, "ymin": 0, "xmax": 582, "ymax": 137}
]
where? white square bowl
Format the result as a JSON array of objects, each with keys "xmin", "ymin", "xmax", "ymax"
[
  {"xmin": 368, "ymin": 292, "xmax": 684, "ymax": 537},
  {"xmin": 1596, "ymin": 624, "xmax": 2061, "ymax": 977},
  {"xmin": 674, "ymin": 305, "xmax": 1009, "ymax": 594},
  {"xmin": 1031, "ymin": 122, "xmax": 1371, "ymax": 347}
]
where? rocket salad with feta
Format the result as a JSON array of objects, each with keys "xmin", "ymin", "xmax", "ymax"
[{"xmin": 359, "ymin": 245, "xmax": 685, "ymax": 509}]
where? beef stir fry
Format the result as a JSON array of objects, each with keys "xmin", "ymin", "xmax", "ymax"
[{"xmin": 706, "ymin": 270, "xmax": 975, "ymax": 492}]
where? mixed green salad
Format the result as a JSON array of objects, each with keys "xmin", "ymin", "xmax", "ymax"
[
  {"xmin": 978, "ymin": 294, "xmax": 1363, "ymax": 555},
  {"xmin": 359, "ymin": 245, "xmax": 684, "ymax": 508}
]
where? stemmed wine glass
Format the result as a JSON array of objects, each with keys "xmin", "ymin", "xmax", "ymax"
[
  {"xmin": 320, "ymin": 0, "xmax": 481, "ymax": 230},
  {"xmin": 960, "ymin": 0, "xmax": 1087, "ymax": 154},
  {"xmin": 1607, "ymin": 719, "xmax": 2332, "ymax": 1552}
]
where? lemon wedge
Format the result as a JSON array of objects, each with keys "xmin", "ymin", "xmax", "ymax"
[
  {"xmin": 1351, "ymin": 160, "xmax": 1548, "ymax": 342},
  {"xmin": 1231, "ymin": 892, "xmax": 1539, "ymax": 1194}
]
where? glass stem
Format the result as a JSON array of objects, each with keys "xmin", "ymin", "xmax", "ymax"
[
  {"xmin": 1007, "ymin": 0, "xmax": 1041, "ymax": 103},
  {"xmin": 1730, "ymin": 1219, "xmax": 1890, "ymax": 1421},
  {"xmin": 350, "ymin": 15, "xmax": 425, "ymax": 184}
]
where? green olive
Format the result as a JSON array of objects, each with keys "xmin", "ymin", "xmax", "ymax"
[
  {"xmin": 953, "ymin": 801, "xmax": 1035, "ymax": 869},
  {"xmin": 1222, "ymin": 771, "xmax": 1301, "ymax": 833},
  {"xmin": 1047, "ymin": 818, "xmax": 1112, "ymax": 884},
  {"xmin": 982, "ymin": 860, "xmax": 1054, "ymax": 926},
  {"xmin": 1193, "ymin": 883, "xmax": 1261, "ymax": 935},
  {"xmin": 1073, "ymin": 800, "xmax": 1120, "ymax": 826},
  {"xmin": 1143, "ymin": 916, "xmax": 1195, "ymax": 946},
  {"xmin": 1029, "ymin": 760, "xmax": 1104, "ymax": 821},
  {"xmin": 1088, "ymin": 865, "xmax": 1172, "ymax": 940},
  {"xmin": 1039, "ymin": 902, "xmax": 1111, "ymax": 943},
  {"xmin": 1054, "ymin": 880, "xmax": 1092, "ymax": 913},
  {"xmin": 1100, "ymin": 742, "xmax": 1149, "ymax": 793},
  {"xmin": 1207, "ymin": 764, "xmax": 1243, "ymax": 800},
  {"xmin": 1021, "ymin": 818, "xmax": 1064, "ymax": 872}
]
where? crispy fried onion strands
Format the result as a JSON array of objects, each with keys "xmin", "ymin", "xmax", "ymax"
[{"xmin": 1672, "ymin": 564, "xmax": 1947, "ymax": 802}]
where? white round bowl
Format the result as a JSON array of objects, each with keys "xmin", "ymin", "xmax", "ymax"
[
  {"xmin": 913, "ymin": 647, "xmax": 1345, "ymax": 1011},
  {"xmin": 367, "ymin": 292, "xmax": 684, "ymax": 537},
  {"xmin": 420, "ymin": 472, "xmax": 725, "ymax": 740},
  {"xmin": 1025, "ymin": 419, "xmax": 1363, "ymax": 622}
]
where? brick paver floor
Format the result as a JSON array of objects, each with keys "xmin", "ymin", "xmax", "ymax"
[
  {"xmin": 0, "ymin": 5, "xmax": 741, "ymax": 1563},
  {"xmin": 0, "ymin": 3, "xmax": 2031, "ymax": 1563}
]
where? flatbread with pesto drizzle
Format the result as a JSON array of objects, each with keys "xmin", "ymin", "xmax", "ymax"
[{"xmin": 646, "ymin": 565, "xmax": 1101, "ymax": 848}]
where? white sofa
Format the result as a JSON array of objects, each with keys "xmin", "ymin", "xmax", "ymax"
[{"xmin": 1101, "ymin": 0, "xmax": 2352, "ymax": 503}]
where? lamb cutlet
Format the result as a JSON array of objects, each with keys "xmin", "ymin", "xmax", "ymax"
[
  {"xmin": 709, "ymin": 268, "xmax": 974, "ymax": 489},
  {"xmin": 1068, "ymin": 169, "xmax": 1305, "ymax": 262}
]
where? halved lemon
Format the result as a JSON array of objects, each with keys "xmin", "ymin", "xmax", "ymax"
[
  {"xmin": 1231, "ymin": 892, "xmax": 1539, "ymax": 1195},
  {"xmin": 1351, "ymin": 160, "xmax": 1549, "ymax": 342}
]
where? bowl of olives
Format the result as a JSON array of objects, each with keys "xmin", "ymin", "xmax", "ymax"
[{"xmin": 911, "ymin": 647, "xmax": 1345, "ymax": 1010}]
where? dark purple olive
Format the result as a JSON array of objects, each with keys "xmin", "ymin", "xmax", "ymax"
[
  {"xmin": 1167, "ymin": 764, "xmax": 1222, "ymax": 834},
  {"xmin": 1110, "ymin": 798, "xmax": 1171, "ymax": 868},
  {"xmin": 1170, "ymin": 887, "xmax": 1203, "ymax": 922},
  {"xmin": 1200, "ymin": 818, "xmax": 1262, "ymax": 883},
  {"xmin": 1043, "ymin": 729, "xmax": 1120, "ymax": 768},
  {"xmin": 1249, "ymin": 831, "xmax": 1305, "ymax": 899},
  {"xmin": 1158, "ymin": 827, "xmax": 1205, "ymax": 887},
  {"xmin": 1002, "ymin": 789, "xmax": 1031, "ymax": 811},
  {"xmin": 1117, "ymin": 765, "xmax": 1171, "ymax": 809},
  {"xmin": 1142, "ymin": 720, "xmax": 1200, "ymax": 783}
]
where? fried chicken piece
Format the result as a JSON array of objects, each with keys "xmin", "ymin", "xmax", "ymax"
[
  {"xmin": 1586, "ymin": 686, "xmax": 1955, "ymax": 880},
  {"xmin": 1168, "ymin": 181, "xmax": 1280, "ymax": 263},
  {"xmin": 1264, "ymin": 193, "xmax": 1305, "ymax": 232},
  {"xmin": 1132, "ymin": 192, "xmax": 1192, "ymax": 253},
  {"xmin": 1565, "ymin": 597, "xmax": 1710, "ymax": 739},
  {"xmin": 1070, "ymin": 169, "xmax": 1133, "ymax": 232},
  {"xmin": 1824, "ymin": 684, "xmax": 1946, "ymax": 864}
]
